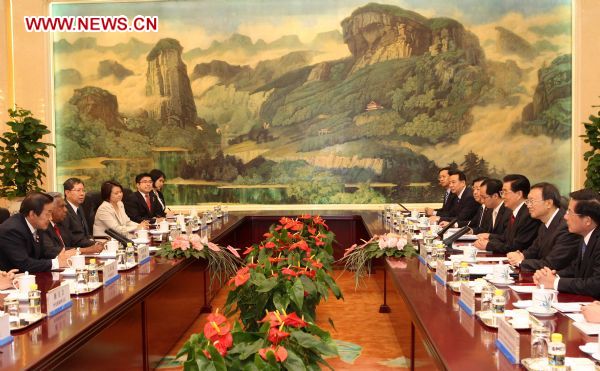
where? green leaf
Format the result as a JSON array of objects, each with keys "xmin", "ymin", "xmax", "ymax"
[
  {"xmin": 230, "ymin": 339, "xmax": 264, "ymax": 360},
  {"xmin": 256, "ymin": 277, "xmax": 278, "ymax": 293},
  {"xmin": 291, "ymin": 331, "xmax": 338, "ymax": 356},
  {"xmin": 273, "ymin": 291, "xmax": 290, "ymax": 312},
  {"xmin": 206, "ymin": 345, "xmax": 227, "ymax": 371},
  {"xmin": 291, "ymin": 277, "xmax": 304, "ymax": 309},
  {"xmin": 284, "ymin": 348, "xmax": 307, "ymax": 370}
]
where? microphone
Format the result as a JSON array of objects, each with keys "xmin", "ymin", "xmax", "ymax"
[
  {"xmin": 397, "ymin": 202, "xmax": 411, "ymax": 213},
  {"xmin": 105, "ymin": 228, "xmax": 134, "ymax": 246},
  {"xmin": 436, "ymin": 218, "xmax": 458, "ymax": 239},
  {"xmin": 442, "ymin": 226, "xmax": 471, "ymax": 248}
]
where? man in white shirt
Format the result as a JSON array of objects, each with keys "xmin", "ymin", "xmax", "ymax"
[{"xmin": 534, "ymin": 189, "xmax": 600, "ymax": 297}]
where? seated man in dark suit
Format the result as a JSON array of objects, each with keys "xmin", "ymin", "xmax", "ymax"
[
  {"xmin": 534, "ymin": 189, "xmax": 600, "ymax": 298},
  {"xmin": 124, "ymin": 172, "xmax": 166, "ymax": 223},
  {"xmin": 475, "ymin": 174, "xmax": 540, "ymax": 253},
  {"xmin": 507, "ymin": 183, "xmax": 580, "ymax": 271},
  {"xmin": 0, "ymin": 208, "xmax": 9, "ymax": 224},
  {"xmin": 473, "ymin": 178, "xmax": 509, "ymax": 235},
  {"xmin": 458, "ymin": 176, "xmax": 488, "ymax": 230},
  {"xmin": 63, "ymin": 177, "xmax": 93, "ymax": 242},
  {"xmin": 0, "ymin": 192, "xmax": 75, "ymax": 273},
  {"xmin": 42, "ymin": 193, "xmax": 104, "ymax": 256},
  {"xmin": 432, "ymin": 170, "xmax": 479, "ymax": 225},
  {"xmin": 425, "ymin": 167, "xmax": 456, "ymax": 218}
]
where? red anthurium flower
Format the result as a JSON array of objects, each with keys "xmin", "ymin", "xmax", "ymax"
[
  {"xmin": 268, "ymin": 327, "xmax": 290, "ymax": 344},
  {"xmin": 264, "ymin": 241, "xmax": 276, "ymax": 249},
  {"xmin": 228, "ymin": 266, "xmax": 250, "ymax": 287},
  {"xmin": 282, "ymin": 312, "xmax": 307, "ymax": 328},
  {"xmin": 281, "ymin": 267, "xmax": 298, "ymax": 278},
  {"xmin": 263, "ymin": 232, "xmax": 273, "ymax": 238},
  {"xmin": 243, "ymin": 246, "xmax": 254, "ymax": 255},
  {"xmin": 275, "ymin": 225, "xmax": 283, "ymax": 231},
  {"xmin": 312, "ymin": 215, "xmax": 329, "ymax": 230},
  {"xmin": 212, "ymin": 332, "xmax": 233, "ymax": 356},
  {"xmin": 300, "ymin": 214, "xmax": 311, "ymax": 219},
  {"xmin": 258, "ymin": 311, "xmax": 282, "ymax": 328},
  {"xmin": 204, "ymin": 316, "xmax": 231, "ymax": 340},
  {"xmin": 269, "ymin": 256, "xmax": 286, "ymax": 263},
  {"xmin": 259, "ymin": 346, "xmax": 288, "ymax": 362},
  {"xmin": 307, "ymin": 226, "xmax": 317, "ymax": 235},
  {"xmin": 290, "ymin": 240, "xmax": 310, "ymax": 252}
]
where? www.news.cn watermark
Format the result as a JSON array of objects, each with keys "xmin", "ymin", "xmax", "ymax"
[{"xmin": 24, "ymin": 15, "xmax": 158, "ymax": 32}]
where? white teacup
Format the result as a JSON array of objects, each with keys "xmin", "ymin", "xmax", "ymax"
[
  {"xmin": 511, "ymin": 309, "xmax": 530, "ymax": 327},
  {"xmin": 105, "ymin": 239, "xmax": 119, "ymax": 253},
  {"xmin": 463, "ymin": 245, "xmax": 477, "ymax": 262},
  {"xmin": 68, "ymin": 254, "xmax": 86, "ymax": 269},
  {"xmin": 492, "ymin": 264, "xmax": 510, "ymax": 281},
  {"xmin": 12, "ymin": 272, "xmax": 36, "ymax": 295},
  {"xmin": 159, "ymin": 220, "xmax": 169, "ymax": 232},
  {"xmin": 136, "ymin": 229, "xmax": 149, "ymax": 241},
  {"xmin": 532, "ymin": 289, "xmax": 557, "ymax": 311}
]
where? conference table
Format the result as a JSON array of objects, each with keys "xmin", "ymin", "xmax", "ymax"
[{"xmin": 1, "ymin": 210, "xmax": 596, "ymax": 370}]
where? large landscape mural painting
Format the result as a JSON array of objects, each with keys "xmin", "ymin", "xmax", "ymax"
[{"xmin": 52, "ymin": 0, "xmax": 572, "ymax": 205}]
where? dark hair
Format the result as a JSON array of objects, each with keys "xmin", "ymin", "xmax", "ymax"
[
  {"xmin": 503, "ymin": 174, "xmax": 530, "ymax": 198},
  {"xmin": 449, "ymin": 169, "xmax": 467, "ymax": 183},
  {"xmin": 47, "ymin": 192, "xmax": 63, "ymax": 200},
  {"xmin": 63, "ymin": 177, "xmax": 84, "ymax": 192},
  {"xmin": 101, "ymin": 181, "xmax": 123, "ymax": 202},
  {"xmin": 135, "ymin": 173, "xmax": 152, "ymax": 184},
  {"xmin": 19, "ymin": 192, "xmax": 53, "ymax": 216},
  {"xmin": 531, "ymin": 182, "xmax": 561, "ymax": 208},
  {"xmin": 149, "ymin": 169, "xmax": 166, "ymax": 187},
  {"xmin": 569, "ymin": 189, "xmax": 600, "ymax": 225},
  {"xmin": 472, "ymin": 176, "xmax": 487, "ymax": 186},
  {"xmin": 482, "ymin": 178, "xmax": 502, "ymax": 197},
  {"xmin": 438, "ymin": 166, "xmax": 452, "ymax": 174}
]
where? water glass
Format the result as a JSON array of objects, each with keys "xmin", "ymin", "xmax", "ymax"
[{"xmin": 531, "ymin": 323, "xmax": 551, "ymax": 358}]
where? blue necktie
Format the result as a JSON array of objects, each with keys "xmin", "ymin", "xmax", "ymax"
[{"xmin": 581, "ymin": 241, "xmax": 588, "ymax": 260}]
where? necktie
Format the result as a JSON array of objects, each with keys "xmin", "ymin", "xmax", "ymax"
[
  {"xmin": 477, "ymin": 206, "xmax": 485, "ymax": 227},
  {"xmin": 509, "ymin": 214, "xmax": 516, "ymax": 227},
  {"xmin": 33, "ymin": 231, "xmax": 39, "ymax": 244},
  {"xmin": 145, "ymin": 193, "xmax": 152, "ymax": 212},
  {"xmin": 443, "ymin": 191, "xmax": 449, "ymax": 205},
  {"xmin": 54, "ymin": 225, "xmax": 65, "ymax": 248},
  {"xmin": 581, "ymin": 241, "xmax": 588, "ymax": 260}
]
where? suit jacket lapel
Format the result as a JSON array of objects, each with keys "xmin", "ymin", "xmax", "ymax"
[{"xmin": 580, "ymin": 229, "xmax": 599, "ymax": 276}]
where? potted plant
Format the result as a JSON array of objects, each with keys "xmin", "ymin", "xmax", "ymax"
[
  {"xmin": 0, "ymin": 106, "xmax": 54, "ymax": 212},
  {"xmin": 582, "ymin": 109, "xmax": 600, "ymax": 192}
]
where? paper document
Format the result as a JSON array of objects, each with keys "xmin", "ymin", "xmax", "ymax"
[
  {"xmin": 508, "ymin": 285, "xmax": 537, "ymax": 294},
  {"xmin": 468, "ymin": 264, "xmax": 497, "ymax": 275},
  {"xmin": 476, "ymin": 257, "xmax": 508, "ymax": 262},
  {"xmin": 552, "ymin": 302, "xmax": 592, "ymax": 313}
]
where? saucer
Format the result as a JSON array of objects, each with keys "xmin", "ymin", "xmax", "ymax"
[
  {"xmin": 132, "ymin": 238, "xmax": 150, "ymax": 244},
  {"xmin": 150, "ymin": 230, "xmax": 167, "ymax": 235},
  {"xmin": 508, "ymin": 318, "xmax": 530, "ymax": 330},
  {"xmin": 485, "ymin": 276, "xmax": 515, "ymax": 286},
  {"xmin": 513, "ymin": 300, "xmax": 533, "ymax": 309},
  {"xmin": 60, "ymin": 268, "xmax": 76, "ymax": 277},
  {"xmin": 5, "ymin": 291, "xmax": 29, "ymax": 302},
  {"xmin": 592, "ymin": 352, "xmax": 600, "ymax": 362},
  {"xmin": 579, "ymin": 342, "xmax": 598, "ymax": 354},
  {"xmin": 527, "ymin": 306, "xmax": 558, "ymax": 317},
  {"xmin": 98, "ymin": 250, "xmax": 117, "ymax": 259}
]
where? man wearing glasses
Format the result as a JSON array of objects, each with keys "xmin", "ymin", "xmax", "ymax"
[
  {"xmin": 506, "ymin": 183, "xmax": 580, "ymax": 271},
  {"xmin": 124, "ymin": 172, "xmax": 166, "ymax": 223},
  {"xmin": 475, "ymin": 178, "xmax": 509, "ymax": 235},
  {"xmin": 475, "ymin": 174, "xmax": 540, "ymax": 253},
  {"xmin": 534, "ymin": 189, "xmax": 600, "ymax": 297}
]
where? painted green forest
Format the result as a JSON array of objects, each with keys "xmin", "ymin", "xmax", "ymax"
[{"xmin": 53, "ymin": 1, "xmax": 572, "ymax": 204}]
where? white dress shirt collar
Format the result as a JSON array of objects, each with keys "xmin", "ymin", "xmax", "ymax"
[
  {"xmin": 512, "ymin": 201, "xmax": 525, "ymax": 217},
  {"xmin": 584, "ymin": 228, "xmax": 596, "ymax": 246},
  {"xmin": 545, "ymin": 208, "xmax": 560, "ymax": 229}
]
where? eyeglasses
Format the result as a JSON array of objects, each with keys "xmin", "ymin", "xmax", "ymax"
[
  {"xmin": 499, "ymin": 190, "xmax": 514, "ymax": 197},
  {"xmin": 525, "ymin": 199, "xmax": 545, "ymax": 206},
  {"xmin": 565, "ymin": 209, "xmax": 582, "ymax": 216},
  {"xmin": 138, "ymin": 180, "xmax": 153, "ymax": 184}
]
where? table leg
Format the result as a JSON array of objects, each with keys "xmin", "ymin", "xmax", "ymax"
[
  {"xmin": 410, "ymin": 322, "xmax": 415, "ymax": 371},
  {"xmin": 379, "ymin": 267, "xmax": 391, "ymax": 313}
]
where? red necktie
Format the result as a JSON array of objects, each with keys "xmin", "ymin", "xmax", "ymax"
[
  {"xmin": 509, "ymin": 214, "xmax": 516, "ymax": 226},
  {"xmin": 54, "ymin": 225, "xmax": 65, "ymax": 247},
  {"xmin": 145, "ymin": 193, "xmax": 152, "ymax": 212}
]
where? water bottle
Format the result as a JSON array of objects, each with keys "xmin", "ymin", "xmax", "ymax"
[
  {"xmin": 28, "ymin": 284, "xmax": 41, "ymax": 315},
  {"xmin": 491, "ymin": 289, "xmax": 506, "ymax": 314},
  {"xmin": 88, "ymin": 258, "xmax": 99, "ymax": 284},
  {"xmin": 548, "ymin": 333, "xmax": 566, "ymax": 369},
  {"xmin": 126, "ymin": 243, "xmax": 135, "ymax": 265},
  {"xmin": 457, "ymin": 262, "xmax": 470, "ymax": 283}
]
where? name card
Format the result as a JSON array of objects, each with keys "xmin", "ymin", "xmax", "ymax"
[
  {"xmin": 495, "ymin": 317, "xmax": 520, "ymax": 364},
  {"xmin": 434, "ymin": 260, "xmax": 448, "ymax": 285},
  {"xmin": 458, "ymin": 282, "xmax": 475, "ymax": 316},
  {"xmin": 0, "ymin": 314, "xmax": 13, "ymax": 346},
  {"xmin": 46, "ymin": 282, "xmax": 73, "ymax": 317},
  {"xmin": 103, "ymin": 260, "xmax": 119, "ymax": 286},
  {"xmin": 418, "ymin": 242, "xmax": 427, "ymax": 264},
  {"xmin": 137, "ymin": 245, "xmax": 150, "ymax": 265}
]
